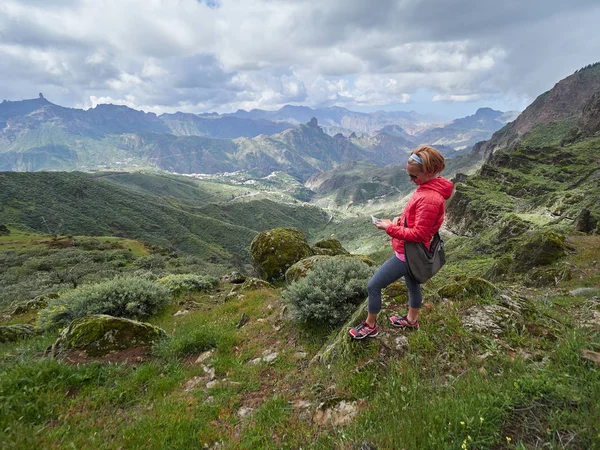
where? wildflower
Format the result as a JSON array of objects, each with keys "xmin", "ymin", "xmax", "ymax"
[
  {"xmin": 461, "ymin": 440, "xmax": 467, "ymax": 450},
  {"xmin": 480, "ymin": 417, "xmax": 484, "ymax": 423},
  {"xmin": 506, "ymin": 436, "xmax": 512, "ymax": 443},
  {"xmin": 468, "ymin": 435, "xmax": 472, "ymax": 441},
  {"xmin": 460, "ymin": 421, "xmax": 465, "ymax": 426}
]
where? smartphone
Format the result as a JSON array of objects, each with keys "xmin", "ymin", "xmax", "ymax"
[{"xmin": 371, "ymin": 215, "xmax": 381, "ymax": 223}]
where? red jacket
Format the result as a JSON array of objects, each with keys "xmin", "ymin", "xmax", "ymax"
[{"xmin": 386, "ymin": 177, "xmax": 454, "ymax": 254}]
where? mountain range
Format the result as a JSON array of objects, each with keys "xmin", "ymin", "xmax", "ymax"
[{"xmin": 0, "ymin": 95, "xmax": 515, "ymax": 179}]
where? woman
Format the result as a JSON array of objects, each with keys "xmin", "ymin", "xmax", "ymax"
[{"xmin": 349, "ymin": 145, "xmax": 454, "ymax": 339}]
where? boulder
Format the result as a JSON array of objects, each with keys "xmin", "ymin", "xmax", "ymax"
[
  {"xmin": 438, "ymin": 277, "xmax": 498, "ymax": 300},
  {"xmin": 0, "ymin": 324, "xmax": 37, "ymax": 343},
  {"xmin": 285, "ymin": 254, "xmax": 376, "ymax": 284},
  {"xmin": 0, "ymin": 225, "xmax": 9, "ymax": 236},
  {"xmin": 311, "ymin": 238, "xmax": 349, "ymax": 256},
  {"xmin": 285, "ymin": 255, "xmax": 330, "ymax": 283},
  {"xmin": 250, "ymin": 227, "xmax": 314, "ymax": 281},
  {"xmin": 220, "ymin": 271, "xmax": 246, "ymax": 284},
  {"xmin": 11, "ymin": 294, "xmax": 57, "ymax": 315},
  {"xmin": 57, "ymin": 314, "xmax": 166, "ymax": 356},
  {"xmin": 523, "ymin": 263, "xmax": 572, "ymax": 287},
  {"xmin": 513, "ymin": 229, "xmax": 566, "ymax": 272},
  {"xmin": 461, "ymin": 305, "xmax": 519, "ymax": 335},
  {"xmin": 241, "ymin": 277, "xmax": 274, "ymax": 290}
]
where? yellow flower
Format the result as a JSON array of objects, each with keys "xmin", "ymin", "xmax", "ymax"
[
  {"xmin": 460, "ymin": 421, "xmax": 465, "ymax": 426},
  {"xmin": 461, "ymin": 441, "xmax": 467, "ymax": 450},
  {"xmin": 506, "ymin": 436, "xmax": 512, "ymax": 443},
  {"xmin": 480, "ymin": 417, "xmax": 484, "ymax": 423}
]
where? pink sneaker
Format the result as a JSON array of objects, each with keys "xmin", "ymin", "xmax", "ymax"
[
  {"xmin": 389, "ymin": 314, "xmax": 419, "ymax": 330},
  {"xmin": 349, "ymin": 321, "xmax": 379, "ymax": 340}
]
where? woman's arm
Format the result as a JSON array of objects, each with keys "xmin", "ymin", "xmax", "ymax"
[{"xmin": 385, "ymin": 197, "xmax": 442, "ymax": 242}]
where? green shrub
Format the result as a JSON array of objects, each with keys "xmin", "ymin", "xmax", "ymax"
[
  {"xmin": 38, "ymin": 276, "xmax": 171, "ymax": 330},
  {"xmin": 155, "ymin": 273, "xmax": 218, "ymax": 295},
  {"xmin": 283, "ymin": 256, "xmax": 375, "ymax": 325}
]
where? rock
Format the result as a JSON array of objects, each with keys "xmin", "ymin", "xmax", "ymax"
[
  {"xmin": 523, "ymin": 263, "xmax": 572, "ymax": 287},
  {"xmin": 513, "ymin": 229, "xmax": 567, "ymax": 272},
  {"xmin": 204, "ymin": 396, "xmax": 214, "ymax": 404},
  {"xmin": 220, "ymin": 271, "xmax": 246, "ymax": 284},
  {"xmin": 11, "ymin": 295, "xmax": 54, "ymax": 315},
  {"xmin": 56, "ymin": 315, "xmax": 166, "ymax": 356},
  {"xmin": 248, "ymin": 357, "xmax": 262, "ymax": 366},
  {"xmin": 0, "ymin": 324, "xmax": 37, "ymax": 343},
  {"xmin": 394, "ymin": 335, "xmax": 409, "ymax": 353},
  {"xmin": 285, "ymin": 255, "xmax": 330, "ymax": 283},
  {"xmin": 438, "ymin": 277, "xmax": 498, "ymax": 300},
  {"xmin": 249, "ymin": 227, "xmax": 314, "ymax": 281},
  {"xmin": 313, "ymin": 400, "xmax": 361, "ymax": 426},
  {"xmin": 279, "ymin": 304, "xmax": 288, "ymax": 320},
  {"xmin": 574, "ymin": 208, "xmax": 595, "ymax": 233},
  {"xmin": 294, "ymin": 351, "xmax": 308, "ymax": 360},
  {"xmin": 184, "ymin": 376, "xmax": 204, "ymax": 392},
  {"xmin": 206, "ymin": 380, "xmax": 219, "ymax": 389},
  {"xmin": 241, "ymin": 277, "xmax": 274, "ymax": 290},
  {"xmin": 195, "ymin": 350, "xmax": 214, "ymax": 364},
  {"xmin": 173, "ymin": 309, "xmax": 190, "ymax": 316},
  {"xmin": 569, "ymin": 287, "xmax": 600, "ymax": 298},
  {"xmin": 202, "ymin": 365, "xmax": 216, "ymax": 380},
  {"xmin": 285, "ymin": 254, "xmax": 375, "ymax": 283},
  {"xmin": 581, "ymin": 350, "xmax": 600, "ymax": 366},
  {"xmin": 238, "ymin": 407, "xmax": 254, "ymax": 418},
  {"xmin": 262, "ymin": 352, "xmax": 278, "ymax": 363},
  {"xmin": 0, "ymin": 224, "xmax": 10, "ymax": 235},
  {"xmin": 311, "ymin": 238, "xmax": 349, "ymax": 256},
  {"xmin": 461, "ymin": 305, "xmax": 518, "ymax": 335}
]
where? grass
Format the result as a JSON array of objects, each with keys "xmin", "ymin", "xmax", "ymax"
[{"xmin": 1, "ymin": 231, "xmax": 600, "ymax": 448}]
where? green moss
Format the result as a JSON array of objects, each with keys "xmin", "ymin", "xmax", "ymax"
[
  {"xmin": 249, "ymin": 227, "xmax": 314, "ymax": 281},
  {"xmin": 523, "ymin": 264, "xmax": 572, "ymax": 287},
  {"xmin": 59, "ymin": 314, "xmax": 166, "ymax": 356},
  {"xmin": 437, "ymin": 277, "xmax": 498, "ymax": 300},
  {"xmin": 311, "ymin": 238, "xmax": 349, "ymax": 256},
  {"xmin": 513, "ymin": 229, "xmax": 567, "ymax": 272},
  {"xmin": 0, "ymin": 324, "xmax": 37, "ymax": 343},
  {"xmin": 285, "ymin": 255, "xmax": 330, "ymax": 283}
]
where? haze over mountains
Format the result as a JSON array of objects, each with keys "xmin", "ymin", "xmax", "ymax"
[{"xmin": 0, "ymin": 95, "xmax": 516, "ymax": 179}]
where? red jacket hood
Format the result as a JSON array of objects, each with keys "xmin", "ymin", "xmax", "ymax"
[{"xmin": 416, "ymin": 176, "xmax": 454, "ymax": 200}]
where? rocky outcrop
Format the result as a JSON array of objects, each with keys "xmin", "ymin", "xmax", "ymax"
[
  {"xmin": 250, "ymin": 227, "xmax": 314, "ymax": 281},
  {"xmin": 311, "ymin": 238, "xmax": 349, "ymax": 256},
  {"xmin": 56, "ymin": 315, "xmax": 166, "ymax": 357},
  {"xmin": 513, "ymin": 230, "xmax": 567, "ymax": 272},
  {"xmin": 438, "ymin": 277, "xmax": 498, "ymax": 300},
  {"xmin": 0, "ymin": 324, "xmax": 37, "ymax": 343}
]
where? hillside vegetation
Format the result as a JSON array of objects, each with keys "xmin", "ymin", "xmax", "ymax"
[{"xmin": 0, "ymin": 171, "xmax": 330, "ymax": 270}]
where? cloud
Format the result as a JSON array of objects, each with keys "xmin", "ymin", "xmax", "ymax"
[{"xmin": 0, "ymin": 0, "xmax": 599, "ymax": 115}]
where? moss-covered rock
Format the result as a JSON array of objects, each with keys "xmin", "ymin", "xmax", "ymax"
[
  {"xmin": 285, "ymin": 255, "xmax": 330, "ymax": 283},
  {"xmin": 11, "ymin": 294, "xmax": 57, "ymax": 315},
  {"xmin": 486, "ymin": 255, "xmax": 513, "ymax": 281},
  {"xmin": 523, "ymin": 263, "xmax": 572, "ymax": 287},
  {"xmin": 513, "ymin": 229, "xmax": 567, "ymax": 272},
  {"xmin": 285, "ymin": 254, "xmax": 377, "ymax": 283},
  {"xmin": 0, "ymin": 324, "xmax": 37, "ymax": 343},
  {"xmin": 0, "ymin": 225, "xmax": 10, "ymax": 236},
  {"xmin": 57, "ymin": 315, "xmax": 166, "ymax": 357},
  {"xmin": 241, "ymin": 277, "xmax": 274, "ymax": 290},
  {"xmin": 250, "ymin": 227, "xmax": 314, "ymax": 281},
  {"xmin": 438, "ymin": 277, "xmax": 498, "ymax": 300},
  {"xmin": 311, "ymin": 238, "xmax": 349, "ymax": 256}
]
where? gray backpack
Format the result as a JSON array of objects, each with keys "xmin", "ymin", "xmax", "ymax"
[{"xmin": 403, "ymin": 217, "xmax": 446, "ymax": 284}]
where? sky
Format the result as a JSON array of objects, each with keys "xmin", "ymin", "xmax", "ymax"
[{"xmin": 1, "ymin": 0, "xmax": 600, "ymax": 120}]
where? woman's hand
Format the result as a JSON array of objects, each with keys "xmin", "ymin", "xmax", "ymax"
[
  {"xmin": 392, "ymin": 216, "xmax": 401, "ymax": 226},
  {"xmin": 374, "ymin": 218, "xmax": 392, "ymax": 230}
]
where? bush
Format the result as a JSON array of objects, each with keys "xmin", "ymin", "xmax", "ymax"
[
  {"xmin": 155, "ymin": 273, "xmax": 218, "ymax": 295},
  {"xmin": 283, "ymin": 256, "xmax": 375, "ymax": 325},
  {"xmin": 38, "ymin": 276, "xmax": 171, "ymax": 330}
]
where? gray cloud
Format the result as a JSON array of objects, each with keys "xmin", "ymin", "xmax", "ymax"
[{"xmin": 0, "ymin": 0, "xmax": 599, "ymax": 115}]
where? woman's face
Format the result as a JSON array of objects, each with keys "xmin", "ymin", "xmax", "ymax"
[{"xmin": 406, "ymin": 162, "xmax": 432, "ymax": 185}]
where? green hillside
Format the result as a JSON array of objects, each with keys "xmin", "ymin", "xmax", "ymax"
[{"xmin": 0, "ymin": 172, "xmax": 330, "ymax": 269}]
